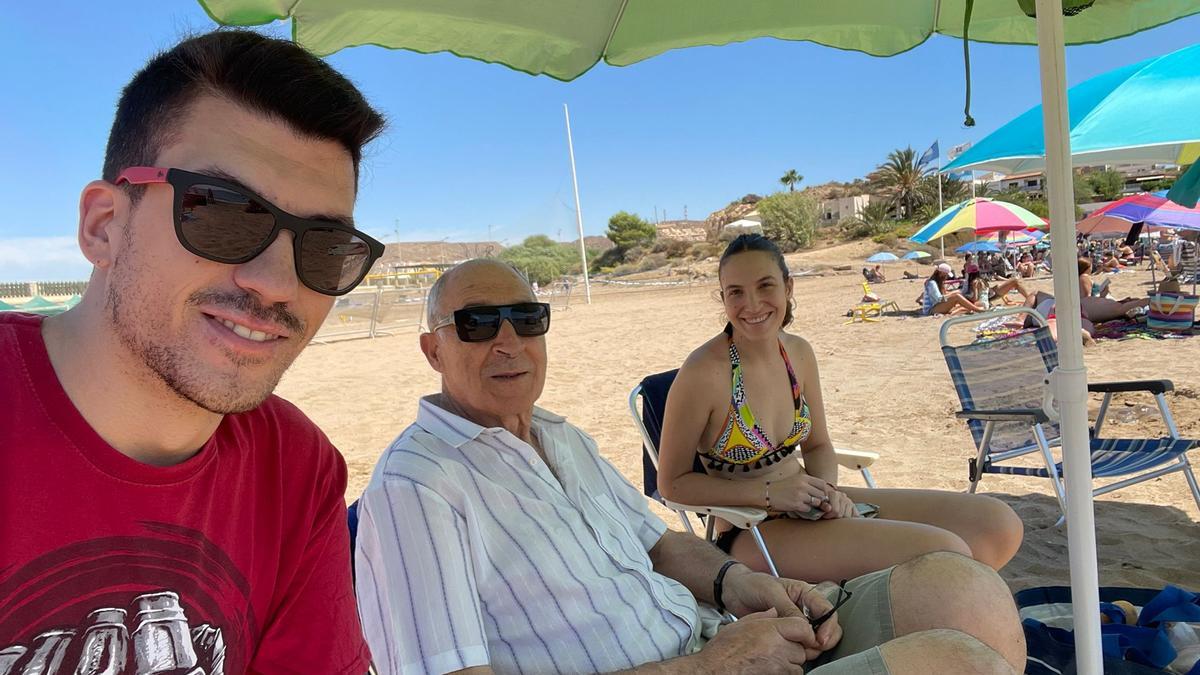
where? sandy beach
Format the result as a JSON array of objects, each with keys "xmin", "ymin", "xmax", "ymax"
[{"xmin": 276, "ymin": 240, "xmax": 1200, "ymax": 593}]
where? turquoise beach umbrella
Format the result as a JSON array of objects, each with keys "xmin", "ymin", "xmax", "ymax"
[{"xmin": 945, "ymin": 42, "xmax": 1200, "ymax": 174}]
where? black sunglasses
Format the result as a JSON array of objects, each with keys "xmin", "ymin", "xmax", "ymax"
[
  {"xmin": 432, "ymin": 303, "xmax": 552, "ymax": 342},
  {"xmin": 114, "ymin": 167, "xmax": 385, "ymax": 296},
  {"xmin": 808, "ymin": 580, "xmax": 852, "ymax": 629}
]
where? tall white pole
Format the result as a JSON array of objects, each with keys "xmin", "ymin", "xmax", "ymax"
[
  {"xmin": 564, "ymin": 103, "xmax": 592, "ymax": 304},
  {"xmin": 1035, "ymin": 0, "xmax": 1102, "ymax": 671},
  {"xmin": 938, "ymin": 147, "xmax": 945, "ymax": 260}
]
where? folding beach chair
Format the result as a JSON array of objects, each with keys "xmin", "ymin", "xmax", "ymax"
[
  {"xmin": 629, "ymin": 369, "xmax": 880, "ymax": 575},
  {"xmin": 939, "ymin": 307, "xmax": 1200, "ymax": 518},
  {"xmin": 861, "ymin": 281, "xmax": 901, "ymax": 314}
]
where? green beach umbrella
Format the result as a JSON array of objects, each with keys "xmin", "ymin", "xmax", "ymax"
[
  {"xmin": 196, "ymin": 2, "xmax": 1200, "ymax": 669},
  {"xmin": 0, "ymin": 299, "xmax": 17, "ymax": 311},
  {"xmin": 198, "ymin": 0, "xmax": 1199, "ymax": 83},
  {"xmin": 19, "ymin": 296, "xmax": 68, "ymax": 316}
]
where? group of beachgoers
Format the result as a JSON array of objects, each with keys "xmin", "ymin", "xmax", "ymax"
[
  {"xmin": 1, "ymin": 29, "xmax": 1034, "ymax": 675},
  {"xmin": 913, "ymin": 243, "xmax": 1161, "ymax": 346}
]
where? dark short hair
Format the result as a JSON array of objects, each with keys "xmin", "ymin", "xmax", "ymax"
[
  {"xmin": 102, "ymin": 29, "xmax": 384, "ymax": 195},
  {"xmin": 1078, "ymin": 257, "xmax": 1092, "ymax": 275},
  {"xmin": 719, "ymin": 233, "xmax": 794, "ymax": 328}
]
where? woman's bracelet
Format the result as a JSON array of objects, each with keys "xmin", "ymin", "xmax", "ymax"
[{"xmin": 764, "ymin": 480, "xmax": 771, "ymax": 510}]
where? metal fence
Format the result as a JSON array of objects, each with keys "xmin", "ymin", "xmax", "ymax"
[
  {"xmin": 0, "ymin": 280, "xmax": 88, "ymax": 300},
  {"xmin": 313, "ymin": 286, "xmax": 429, "ymax": 344}
]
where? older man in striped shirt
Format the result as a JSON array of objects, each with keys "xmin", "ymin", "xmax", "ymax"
[{"xmin": 356, "ymin": 259, "xmax": 1025, "ymax": 674}]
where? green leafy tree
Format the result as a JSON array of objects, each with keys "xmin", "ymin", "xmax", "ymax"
[
  {"xmin": 779, "ymin": 169, "xmax": 803, "ymax": 192},
  {"xmin": 1087, "ymin": 170, "xmax": 1125, "ymax": 201},
  {"xmin": 757, "ymin": 191, "xmax": 819, "ymax": 250},
  {"xmin": 913, "ymin": 174, "xmax": 970, "ymax": 223},
  {"xmin": 860, "ymin": 200, "xmax": 894, "ymax": 230},
  {"xmin": 605, "ymin": 211, "xmax": 656, "ymax": 250},
  {"xmin": 1073, "ymin": 171, "xmax": 1094, "ymax": 202},
  {"xmin": 869, "ymin": 147, "xmax": 930, "ymax": 219},
  {"xmin": 498, "ymin": 234, "xmax": 580, "ymax": 285}
]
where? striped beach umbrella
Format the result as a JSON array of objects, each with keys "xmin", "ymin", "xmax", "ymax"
[
  {"xmin": 909, "ymin": 197, "xmax": 1047, "ymax": 244},
  {"xmin": 902, "ymin": 250, "xmax": 932, "ymax": 260},
  {"xmin": 1076, "ymin": 191, "xmax": 1200, "ymax": 237}
]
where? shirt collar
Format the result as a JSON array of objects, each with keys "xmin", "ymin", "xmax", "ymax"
[{"xmin": 416, "ymin": 395, "xmax": 567, "ymax": 449}]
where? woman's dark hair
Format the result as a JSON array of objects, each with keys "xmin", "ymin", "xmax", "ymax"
[
  {"xmin": 1077, "ymin": 257, "xmax": 1092, "ymax": 275},
  {"xmin": 103, "ymin": 30, "xmax": 385, "ymax": 199},
  {"xmin": 930, "ymin": 267, "xmax": 948, "ymax": 294},
  {"xmin": 718, "ymin": 233, "xmax": 794, "ymax": 329}
]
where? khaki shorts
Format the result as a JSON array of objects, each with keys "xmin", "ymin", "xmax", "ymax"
[{"xmin": 805, "ymin": 565, "xmax": 895, "ymax": 675}]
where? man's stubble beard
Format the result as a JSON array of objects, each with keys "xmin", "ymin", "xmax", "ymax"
[{"xmin": 104, "ymin": 233, "xmax": 301, "ymax": 415}]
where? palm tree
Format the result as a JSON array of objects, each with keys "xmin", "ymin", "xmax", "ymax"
[
  {"xmin": 779, "ymin": 169, "xmax": 803, "ymax": 192},
  {"xmin": 859, "ymin": 200, "xmax": 893, "ymax": 229},
  {"xmin": 870, "ymin": 147, "xmax": 929, "ymax": 219}
]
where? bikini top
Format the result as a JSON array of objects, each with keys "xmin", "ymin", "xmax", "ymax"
[{"xmin": 705, "ymin": 338, "xmax": 811, "ymax": 473}]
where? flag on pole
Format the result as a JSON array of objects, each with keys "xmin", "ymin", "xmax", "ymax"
[
  {"xmin": 918, "ymin": 140, "xmax": 939, "ymax": 167},
  {"xmin": 947, "ymin": 141, "xmax": 972, "ymax": 162}
]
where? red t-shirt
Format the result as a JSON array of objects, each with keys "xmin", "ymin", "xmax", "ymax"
[{"xmin": 0, "ymin": 313, "xmax": 370, "ymax": 674}]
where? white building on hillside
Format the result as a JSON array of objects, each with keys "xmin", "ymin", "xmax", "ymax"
[{"xmin": 819, "ymin": 194, "xmax": 871, "ymax": 224}]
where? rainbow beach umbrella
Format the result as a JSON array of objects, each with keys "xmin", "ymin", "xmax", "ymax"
[
  {"xmin": 909, "ymin": 197, "xmax": 1047, "ymax": 244},
  {"xmin": 1077, "ymin": 191, "xmax": 1200, "ymax": 237}
]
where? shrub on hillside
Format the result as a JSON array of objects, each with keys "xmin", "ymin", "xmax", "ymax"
[
  {"xmin": 757, "ymin": 190, "xmax": 819, "ymax": 250},
  {"xmin": 651, "ymin": 239, "xmax": 692, "ymax": 258}
]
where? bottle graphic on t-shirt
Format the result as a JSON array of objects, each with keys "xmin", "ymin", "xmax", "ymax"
[
  {"xmin": 76, "ymin": 608, "xmax": 129, "ymax": 675},
  {"xmin": 0, "ymin": 591, "xmax": 223, "ymax": 675},
  {"xmin": 14, "ymin": 629, "xmax": 74, "ymax": 674},
  {"xmin": 130, "ymin": 592, "xmax": 201, "ymax": 674}
]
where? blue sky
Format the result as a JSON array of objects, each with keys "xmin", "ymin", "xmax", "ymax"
[{"xmin": 2, "ymin": 3, "xmax": 1198, "ymax": 281}]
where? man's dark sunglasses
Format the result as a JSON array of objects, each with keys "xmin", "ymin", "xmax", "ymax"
[
  {"xmin": 114, "ymin": 167, "xmax": 385, "ymax": 296},
  {"xmin": 432, "ymin": 303, "xmax": 552, "ymax": 342},
  {"xmin": 808, "ymin": 580, "xmax": 852, "ymax": 629}
]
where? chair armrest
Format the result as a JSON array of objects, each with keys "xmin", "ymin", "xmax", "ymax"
[
  {"xmin": 661, "ymin": 501, "xmax": 769, "ymax": 529},
  {"xmin": 834, "ymin": 447, "xmax": 880, "ymax": 470},
  {"xmin": 1088, "ymin": 379, "xmax": 1173, "ymax": 395},
  {"xmin": 956, "ymin": 409, "xmax": 1049, "ymax": 423}
]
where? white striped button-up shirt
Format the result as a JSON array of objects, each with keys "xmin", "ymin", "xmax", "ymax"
[{"xmin": 355, "ymin": 397, "xmax": 706, "ymax": 674}]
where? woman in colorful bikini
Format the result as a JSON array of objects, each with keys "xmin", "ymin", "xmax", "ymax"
[{"xmin": 657, "ymin": 234, "xmax": 1024, "ymax": 582}]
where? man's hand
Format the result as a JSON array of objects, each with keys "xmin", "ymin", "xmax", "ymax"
[
  {"xmin": 696, "ymin": 608, "xmax": 813, "ymax": 674},
  {"xmin": 721, "ymin": 567, "xmax": 842, "ymax": 661}
]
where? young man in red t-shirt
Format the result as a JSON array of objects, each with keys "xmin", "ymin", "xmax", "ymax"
[{"xmin": 0, "ymin": 30, "xmax": 385, "ymax": 674}]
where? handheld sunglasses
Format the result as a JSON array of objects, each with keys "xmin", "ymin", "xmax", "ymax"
[
  {"xmin": 432, "ymin": 303, "xmax": 551, "ymax": 342},
  {"xmin": 114, "ymin": 167, "xmax": 385, "ymax": 296}
]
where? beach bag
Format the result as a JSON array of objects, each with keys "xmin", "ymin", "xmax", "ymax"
[
  {"xmin": 1018, "ymin": 586, "xmax": 1200, "ymax": 674},
  {"xmin": 1148, "ymin": 293, "xmax": 1199, "ymax": 331}
]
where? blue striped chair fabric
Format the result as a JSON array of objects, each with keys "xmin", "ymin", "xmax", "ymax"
[{"xmin": 942, "ymin": 325, "xmax": 1200, "ymax": 514}]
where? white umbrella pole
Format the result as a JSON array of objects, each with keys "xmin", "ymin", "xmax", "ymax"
[
  {"xmin": 1035, "ymin": 1, "xmax": 1102, "ymax": 672},
  {"xmin": 564, "ymin": 103, "xmax": 592, "ymax": 304}
]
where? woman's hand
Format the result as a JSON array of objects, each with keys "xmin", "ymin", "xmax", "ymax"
[
  {"xmin": 769, "ymin": 474, "xmax": 833, "ymax": 514},
  {"xmin": 820, "ymin": 488, "xmax": 857, "ymax": 520}
]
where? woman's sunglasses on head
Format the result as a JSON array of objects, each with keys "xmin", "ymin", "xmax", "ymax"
[
  {"xmin": 431, "ymin": 303, "xmax": 552, "ymax": 342},
  {"xmin": 114, "ymin": 167, "xmax": 385, "ymax": 296}
]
